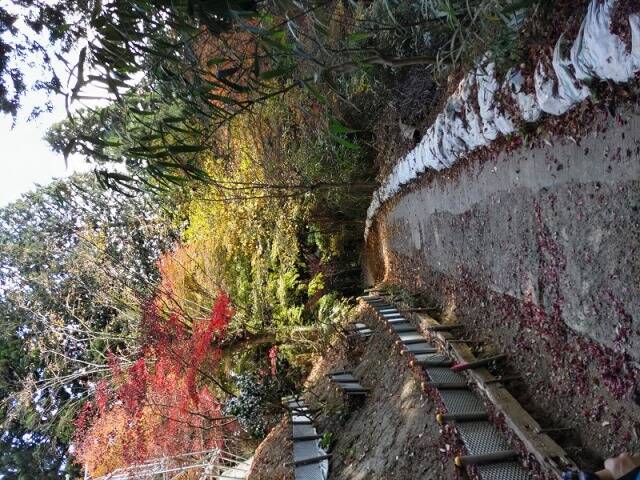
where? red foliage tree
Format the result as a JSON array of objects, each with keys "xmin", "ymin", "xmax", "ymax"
[{"xmin": 74, "ymin": 292, "xmax": 237, "ymax": 476}]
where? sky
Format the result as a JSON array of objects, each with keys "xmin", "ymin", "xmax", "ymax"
[
  {"xmin": 0, "ymin": 104, "xmax": 91, "ymax": 207},
  {"xmin": 0, "ymin": 4, "xmax": 93, "ymax": 208}
]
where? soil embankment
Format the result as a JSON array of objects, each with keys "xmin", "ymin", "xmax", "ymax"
[{"xmin": 249, "ymin": 306, "xmax": 459, "ymax": 479}]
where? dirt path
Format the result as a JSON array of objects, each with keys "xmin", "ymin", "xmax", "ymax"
[{"xmin": 365, "ymin": 104, "xmax": 640, "ymax": 470}]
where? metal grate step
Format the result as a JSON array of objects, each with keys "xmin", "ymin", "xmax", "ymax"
[
  {"xmin": 329, "ymin": 373, "xmax": 357, "ymax": 382},
  {"xmin": 371, "ymin": 304, "xmax": 391, "ymax": 310},
  {"xmin": 296, "ymin": 462, "xmax": 329, "ymax": 480},
  {"xmin": 294, "ymin": 440, "xmax": 324, "ymax": 461},
  {"xmin": 424, "ymin": 367, "xmax": 468, "ymax": 386},
  {"xmin": 285, "ymin": 397, "xmax": 329, "ymax": 480},
  {"xmin": 363, "ymin": 294, "xmax": 534, "ymax": 480},
  {"xmin": 334, "ymin": 382, "xmax": 363, "ymax": 390},
  {"xmin": 292, "ymin": 423, "xmax": 316, "ymax": 438},
  {"xmin": 329, "ymin": 372, "xmax": 369, "ymax": 396},
  {"xmin": 397, "ymin": 332, "xmax": 427, "ymax": 343},
  {"xmin": 440, "ymin": 389, "xmax": 486, "ymax": 416},
  {"xmin": 413, "ymin": 353, "xmax": 452, "ymax": 366},
  {"xmin": 456, "ymin": 421, "xmax": 510, "ymax": 456},
  {"xmin": 390, "ymin": 325, "xmax": 417, "ymax": 333},
  {"xmin": 476, "ymin": 462, "xmax": 532, "ymax": 480},
  {"xmin": 379, "ymin": 308, "xmax": 399, "ymax": 313},
  {"xmin": 404, "ymin": 342, "xmax": 436, "ymax": 353},
  {"xmin": 387, "ymin": 318, "xmax": 410, "ymax": 325}
]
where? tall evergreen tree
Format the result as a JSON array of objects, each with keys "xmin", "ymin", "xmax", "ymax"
[{"xmin": 0, "ymin": 174, "xmax": 176, "ymax": 477}]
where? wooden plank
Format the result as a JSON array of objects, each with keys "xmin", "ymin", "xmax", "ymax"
[
  {"xmin": 396, "ymin": 308, "xmax": 439, "ymax": 313},
  {"xmin": 426, "ymin": 323, "xmax": 463, "ymax": 332},
  {"xmin": 285, "ymin": 454, "xmax": 332, "ymax": 467},
  {"xmin": 416, "ymin": 312, "xmax": 577, "ymax": 478},
  {"xmin": 291, "ymin": 434, "xmax": 322, "ymax": 441},
  {"xmin": 455, "ymin": 450, "xmax": 518, "ymax": 466}
]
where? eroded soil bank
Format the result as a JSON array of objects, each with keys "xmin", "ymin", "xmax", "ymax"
[
  {"xmin": 365, "ymin": 104, "xmax": 640, "ymax": 469},
  {"xmin": 248, "ymin": 307, "xmax": 459, "ymax": 479},
  {"xmin": 305, "ymin": 307, "xmax": 457, "ymax": 480}
]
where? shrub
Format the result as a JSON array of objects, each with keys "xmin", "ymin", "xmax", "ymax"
[{"xmin": 223, "ymin": 359, "xmax": 299, "ymax": 438}]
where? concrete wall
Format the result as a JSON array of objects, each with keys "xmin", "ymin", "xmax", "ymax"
[{"xmin": 382, "ymin": 105, "xmax": 640, "ymax": 359}]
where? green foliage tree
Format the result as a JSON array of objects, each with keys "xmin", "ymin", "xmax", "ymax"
[
  {"xmin": 45, "ymin": 92, "xmax": 211, "ymax": 191},
  {"xmin": 0, "ymin": 174, "xmax": 176, "ymax": 477},
  {"xmin": 0, "ymin": 0, "xmax": 86, "ymax": 117},
  {"xmin": 0, "ymin": 0, "xmax": 255, "ymax": 118},
  {"xmin": 6, "ymin": 0, "xmax": 541, "ymax": 198},
  {"xmin": 0, "ymin": 301, "xmax": 71, "ymax": 478},
  {"xmin": 9, "ymin": 0, "xmax": 430, "ymax": 186}
]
